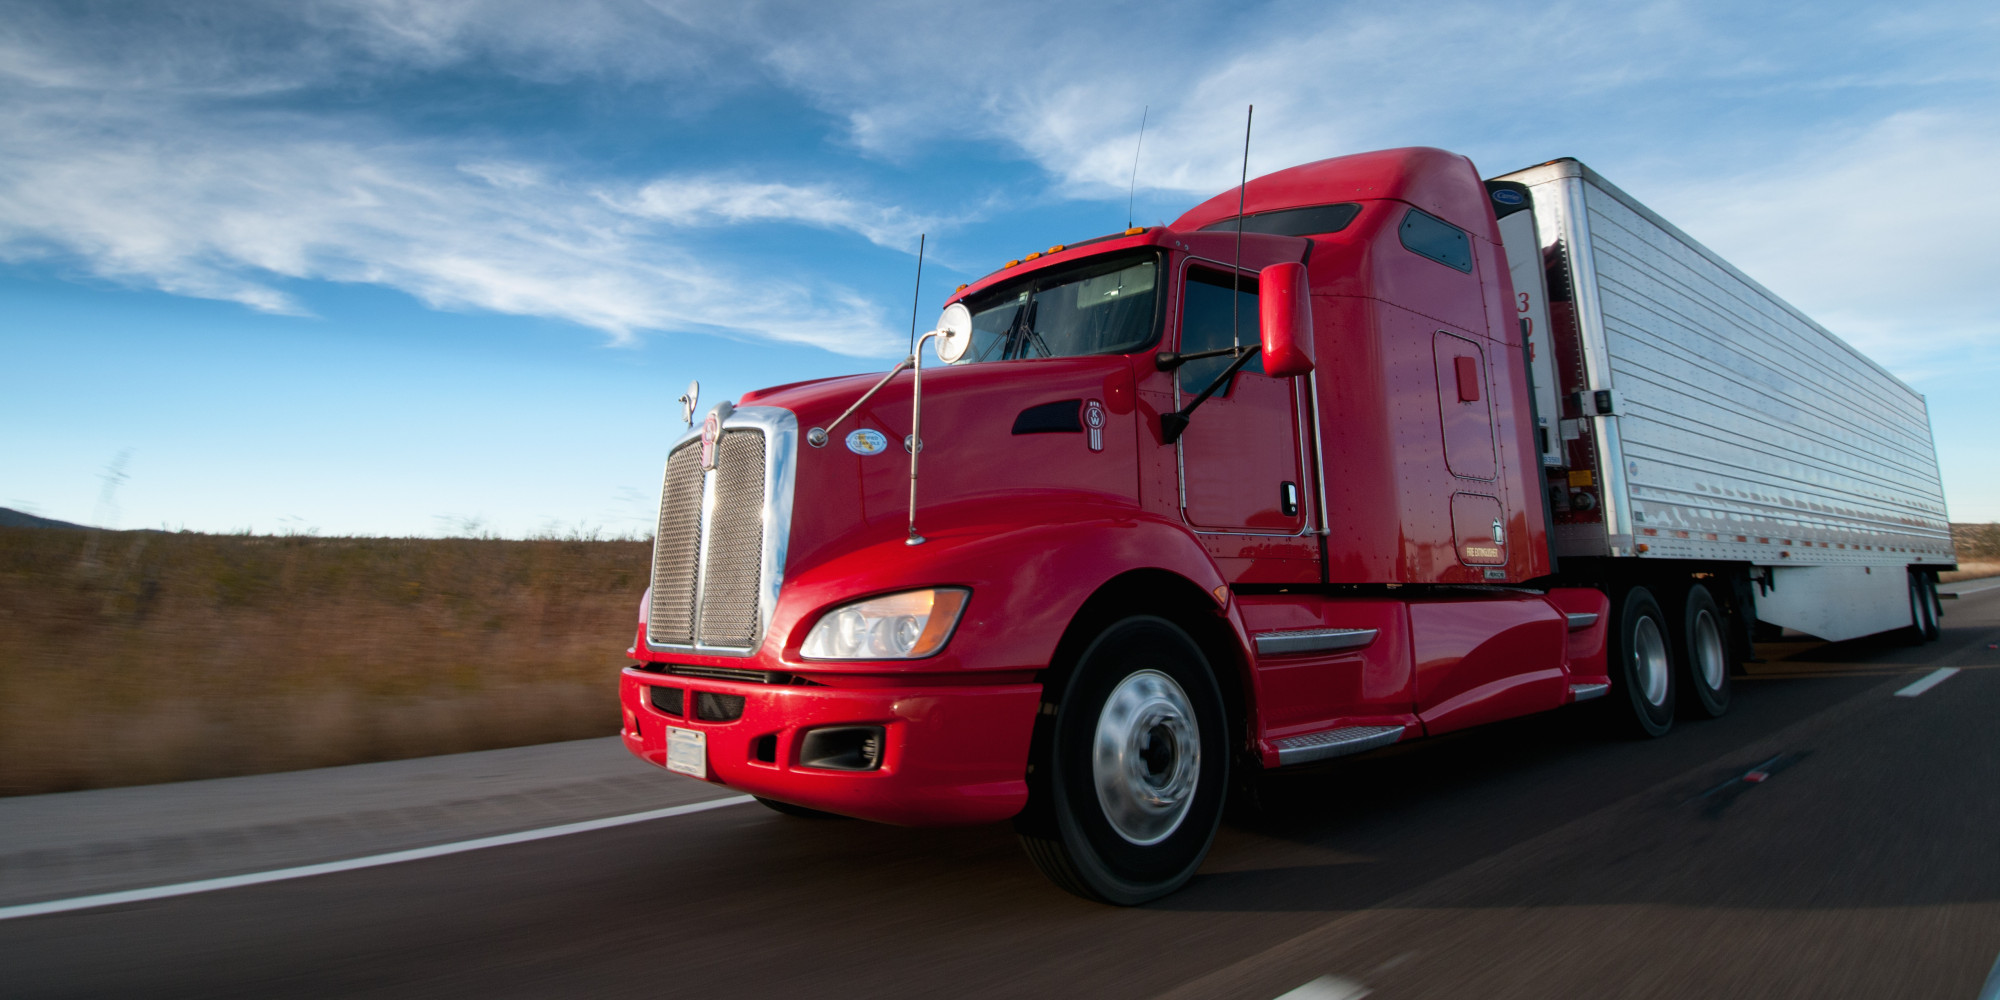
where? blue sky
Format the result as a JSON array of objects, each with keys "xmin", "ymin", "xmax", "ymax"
[{"xmin": 4, "ymin": 0, "xmax": 1997, "ymax": 535}]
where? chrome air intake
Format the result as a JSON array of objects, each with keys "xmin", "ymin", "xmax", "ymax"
[{"xmin": 647, "ymin": 405, "xmax": 796, "ymax": 656}]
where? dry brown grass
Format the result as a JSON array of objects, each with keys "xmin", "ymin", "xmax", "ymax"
[
  {"xmin": 1945, "ymin": 523, "xmax": 2000, "ymax": 582},
  {"xmin": 1942, "ymin": 560, "xmax": 2000, "ymax": 583},
  {"xmin": 0, "ymin": 526, "xmax": 648, "ymax": 796}
]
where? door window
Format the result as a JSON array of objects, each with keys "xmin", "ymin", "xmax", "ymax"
[{"xmin": 1177, "ymin": 267, "xmax": 1265, "ymax": 396}]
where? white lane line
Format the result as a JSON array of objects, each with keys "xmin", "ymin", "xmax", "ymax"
[
  {"xmin": 0, "ymin": 794, "xmax": 754, "ymax": 922},
  {"xmin": 1273, "ymin": 976, "xmax": 1371, "ymax": 1000},
  {"xmin": 1894, "ymin": 667, "xmax": 1960, "ymax": 698}
]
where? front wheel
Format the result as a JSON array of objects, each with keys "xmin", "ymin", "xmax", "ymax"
[{"xmin": 1016, "ymin": 615, "xmax": 1228, "ymax": 905}]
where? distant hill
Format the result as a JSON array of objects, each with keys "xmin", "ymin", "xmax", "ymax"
[{"xmin": 0, "ymin": 508, "xmax": 89, "ymax": 530}]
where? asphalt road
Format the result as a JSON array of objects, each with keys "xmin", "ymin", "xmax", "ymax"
[{"xmin": 5, "ymin": 586, "xmax": 1999, "ymax": 999}]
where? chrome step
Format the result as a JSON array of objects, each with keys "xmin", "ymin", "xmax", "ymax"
[
  {"xmin": 1253, "ymin": 627, "xmax": 1378, "ymax": 656},
  {"xmin": 1272, "ymin": 725, "xmax": 1405, "ymax": 766},
  {"xmin": 1569, "ymin": 682, "xmax": 1610, "ymax": 701},
  {"xmin": 1565, "ymin": 612, "xmax": 1600, "ymax": 630}
]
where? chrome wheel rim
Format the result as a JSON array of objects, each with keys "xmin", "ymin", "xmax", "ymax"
[
  {"xmin": 1633, "ymin": 616, "xmax": 1670, "ymax": 707},
  {"xmin": 1092, "ymin": 669, "xmax": 1200, "ymax": 846},
  {"xmin": 1693, "ymin": 608, "xmax": 1726, "ymax": 691}
]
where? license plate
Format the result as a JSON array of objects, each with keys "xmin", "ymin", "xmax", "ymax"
[{"xmin": 666, "ymin": 726, "xmax": 707, "ymax": 779}]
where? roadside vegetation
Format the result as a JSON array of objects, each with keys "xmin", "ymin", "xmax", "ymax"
[
  {"xmin": 0, "ymin": 526, "xmax": 647, "ymax": 796},
  {"xmin": 1944, "ymin": 522, "xmax": 2000, "ymax": 582},
  {"xmin": 1, "ymin": 521, "xmax": 1993, "ymax": 796}
]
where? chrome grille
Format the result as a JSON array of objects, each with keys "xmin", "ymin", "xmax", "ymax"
[
  {"xmin": 649, "ymin": 443, "xmax": 704, "ymax": 644},
  {"xmin": 648, "ymin": 416, "xmax": 788, "ymax": 655},
  {"xmin": 697, "ymin": 430, "xmax": 768, "ymax": 647}
]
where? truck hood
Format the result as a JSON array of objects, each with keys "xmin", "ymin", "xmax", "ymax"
[{"xmin": 740, "ymin": 355, "xmax": 1144, "ymax": 573}]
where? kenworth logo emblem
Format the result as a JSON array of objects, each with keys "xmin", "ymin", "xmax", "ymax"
[{"xmin": 699, "ymin": 412, "xmax": 721, "ymax": 469}]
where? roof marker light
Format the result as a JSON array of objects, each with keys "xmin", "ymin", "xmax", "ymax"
[
  {"xmin": 955, "ymin": 283, "xmax": 968, "ymax": 292},
  {"xmin": 1024, "ymin": 252, "xmax": 1042, "ymax": 261},
  {"xmin": 1124, "ymin": 226, "xmax": 1146, "ymax": 235},
  {"xmin": 1046, "ymin": 245, "xmax": 1065, "ymax": 254},
  {"xmin": 1004, "ymin": 259, "xmax": 1021, "ymax": 268}
]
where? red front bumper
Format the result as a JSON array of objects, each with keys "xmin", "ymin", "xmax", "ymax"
[{"xmin": 618, "ymin": 668, "xmax": 1041, "ymax": 826}]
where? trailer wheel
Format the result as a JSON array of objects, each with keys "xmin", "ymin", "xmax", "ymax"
[
  {"xmin": 1677, "ymin": 584, "xmax": 1731, "ymax": 719},
  {"xmin": 1016, "ymin": 615, "xmax": 1228, "ymax": 905},
  {"xmin": 1908, "ymin": 572, "xmax": 1940, "ymax": 642},
  {"xmin": 1611, "ymin": 586, "xmax": 1675, "ymax": 737}
]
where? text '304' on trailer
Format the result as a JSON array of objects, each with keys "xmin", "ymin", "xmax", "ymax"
[{"xmin": 619, "ymin": 146, "xmax": 1955, "ymax": 904}]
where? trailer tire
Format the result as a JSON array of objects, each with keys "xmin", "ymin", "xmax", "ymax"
[
  {"xmin": 1676, "ymin": 584, "xmax": 1731, "ymax": 719},
  {"xmin": 1015, "ymin": 615, "xmax": 1228, "ymax": 905},
  {"xmin": 1611, "ymin": 586, "xmax": 1675, "ymax": 738},
  {"xmin": 1908, "ymin": 572, "xmax": 1940, "ymax": 642}
]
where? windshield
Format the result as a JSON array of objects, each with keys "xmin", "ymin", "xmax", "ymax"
[{"xmin": 956, "ymin": 252, "xmax": 1161, "ymax": 364}]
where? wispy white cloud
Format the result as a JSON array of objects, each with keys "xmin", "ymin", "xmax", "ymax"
[
  {"xmin": 613, "ymin": 175, "xmax": 940, "ymax": 250},
  {"xmin": 0, "ymin": 96, "xmax": 905, "ymax": 353},
  {"xmin": 0, "ymin": 2, "xmax": 944, "ymax": 356},
  {"xmin": 1649, "ymin": 110, "xmax": 2000, "ymax": 383}
]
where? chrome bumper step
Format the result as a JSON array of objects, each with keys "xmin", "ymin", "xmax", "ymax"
[{"xmin": 1272, "ymin": 725, "xmax": 1405, "ymax": 766}]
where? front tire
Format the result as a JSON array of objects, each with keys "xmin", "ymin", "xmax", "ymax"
[
  {"xmin": 1611, "ymin": 586, "xmax": 1675, "ymax": 738},
  {"xmin": 1677, "ymin": 583, "xmax": 1732, "ymax": 719},
  {"xmin": 1016, "ymin": 615, "xmax": 1228, "ymax": 905}
]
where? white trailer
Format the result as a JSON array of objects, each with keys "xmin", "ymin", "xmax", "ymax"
[{"xmin": 1489, "ymin": 158, "xmax": 1956, "ymax": 642}]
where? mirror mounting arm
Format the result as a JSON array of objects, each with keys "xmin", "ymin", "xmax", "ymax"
[
  {"xmin": 1154, "ymin": 345, "xmax": 1253, "ymax": 372},
  {"xmin": 1160, "ymin": 345, "xmax": 1261, "ymax": 445}
]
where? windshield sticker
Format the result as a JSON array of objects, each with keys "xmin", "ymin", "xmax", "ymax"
[{"xmin": 845, "ymin": 429, "xmax": 889, "ymax": 456}]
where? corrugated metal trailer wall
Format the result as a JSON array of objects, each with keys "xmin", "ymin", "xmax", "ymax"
[{"xmin": 1493, "ymin": 159, "xmax": 1954, "ymax": 576}]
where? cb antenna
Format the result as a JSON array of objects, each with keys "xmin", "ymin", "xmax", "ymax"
[
  {"xmin": 907, "ymin": 233, "xmax": 926, "ymax": 355},
  {"xmin": 1126, "ymin": 105, "xmax": 1148, "ymax": 230},
  {"xmin": 1232, "ymin": 104, "xmax": 1253, "ymax": 350}
]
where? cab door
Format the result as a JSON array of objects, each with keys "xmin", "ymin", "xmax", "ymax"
[{"xmin": 1175, "ymin": 262, "xmax": 1310, "ymax": 538}]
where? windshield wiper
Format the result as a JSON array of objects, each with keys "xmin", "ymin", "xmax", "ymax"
[{"xmin": 1159, "ymin": 345, "xmax": 1260, "ymax": 445}]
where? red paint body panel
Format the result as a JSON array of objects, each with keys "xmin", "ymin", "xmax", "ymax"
[
  {"xmin": 624, "ymin": 146, "xmax": 1617, "ymax": 817},
  {"xmin": 1238, "ymin": 595, "xmax": 1417, "ymax": 766},
  {"xmin": 1546, "ymin": 587, "xmax": 1613, "ymax": 690},
  {"xmin": 620, "ymin": 668, "xmax": 1039, "ymax": 825},
  {"xmin": 1411, "ymin": 595, "xmax": 1569, "ymax": 736}
]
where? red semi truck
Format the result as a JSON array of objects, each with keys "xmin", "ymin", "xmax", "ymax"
[{"xmin": 619, "ymin": 146, "xmax": 1956, "ymax": 903}]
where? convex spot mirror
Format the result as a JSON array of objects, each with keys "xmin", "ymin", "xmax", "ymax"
[
  {"xmin": 1258, "ymin": 261, "xmax": 1314, "ymax": 378},
  {"xmin": 935, "ymin": 302, "xmax": 973, "ymax": 364}
]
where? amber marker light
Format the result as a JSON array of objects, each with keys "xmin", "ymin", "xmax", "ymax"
[
  {"xmin": 1004, "ymin": 259, "xmax": 1021, "ymax": 268},
  {"xmin": 1046, "ymin": 245, "xmax": 1065, "ymax": 254},
  {"xmin": 1124, "ymin": 226, "xmax": 1146, "ymax": 235}
]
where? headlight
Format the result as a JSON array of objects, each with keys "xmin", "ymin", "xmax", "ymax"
[{"xmin": 799, "ymin": 588, "xmax": 970, "ymax": 660}]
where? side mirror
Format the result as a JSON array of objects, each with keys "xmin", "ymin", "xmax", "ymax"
[
  {"xmin": 1258, "ymin": 262, "xmax": 1314, "ymax": 378},
  {"xmin": 934, "ymin": 303, "xmax": 973, "ymax": 364}
]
